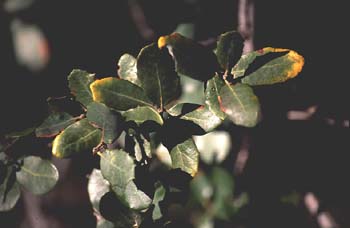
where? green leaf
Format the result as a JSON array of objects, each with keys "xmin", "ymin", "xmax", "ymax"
[
  {"xmin": 16, "ymin": 156, "xmax": 58, "ymax": 195},
  {"xmin": 219, "ymin": 83, "xmax": 260, "ymax": 127},
  {"xmin": 123, "ymin": 106, "xmax": 163, "ymax": 126},
  {"xmin": 241, "ymin": 48, "xmax": 305, "ymax": 85},
  {"xmin": 137, "ymin": 43, "xmax": 181, "ymax": 110},
  {"xmin": 99, "ymin": 149, "xmax": 135, "ymax": 195},
  {"xmin": 152, "ymin": 182, "xmax": 166, "ymax": 220},
  {"xmin": 35, "ymin": 112, "xmax": 76, "ymax": 138},
  {"xmin": 170, "ymin": 138, "xmax": 198, "ymax": 176},
  {"xmin": 117, "ymin": 54, "xmax": 141, "ymax": 86},
  {"xmin": 0, "ymin": 168, "xmax": 20, "ymax": 211},
  {"xmin": 181, "ymin": 105, "xmax": 222, "ymax": 132},
  {"xmin": 216, "ymin": 31, "xmax": 244, "ymax": 71},
  {"xmin": 97, "ymin": 219, "xmax": 115, "ymax": 228},
  {"xmin": 87, "ymin": 102, "xmax": 122, "ymax": 144},
  {"xmin": 232, "ymin": 47, "xmax": 304, "ymax": 83},
  {"xmin": 158, "ymin": 33, "xmax": 219, "ymax": 81},
  {"xmin": 178, "ymin": 74, "xmax": 205, "ymax": 105},
  {"xmin": 122, "ymin": 181, "xmax": 151, "ymax": 210},
  {"xmin": 87, "ymin": 169, "xmax": 110, "ymax": 212},
  {"xmin": 210, "ymin": 167, "xmax": 235, "ymax": 220},
  {"xmin": 6, "ymin": 127, "xmax": 35, "ymax": 138},
  {"xmin": 190, "ymin": 173, "xmax": 213, "ymax": 204},
  {"xmin": 205, "ymin": 75, "xmax": 226, "ymax": 120},
  {"xmin": 52, "ymin": 119, "xmax": 102, "ymax": 158},
  {"xmin": 134, "ymin": 134, "xmax": 152, "ymax": 162},
  {"xmin": 174, "ymin": 23, "xmax": 195, "ymax": 39},
  {"xmin": 90, "ymin": 77, "xmax": 154, "ymax": 111},
  {"xmin": 68, "ymin": 69, "xmax": 95, "ymax": 107}
]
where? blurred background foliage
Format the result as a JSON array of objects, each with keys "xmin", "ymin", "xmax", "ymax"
[{"xmin": 0, "ymin": 0, "xmax": 349, "ymax": 227}]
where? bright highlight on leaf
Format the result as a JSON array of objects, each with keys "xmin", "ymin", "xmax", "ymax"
[{"xmin": 123, "ymin": 106, "xmax": 163, "ymax": 126}]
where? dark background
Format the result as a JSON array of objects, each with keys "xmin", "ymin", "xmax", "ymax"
[{"xmin": 1, "ymin": 0, "xmax": 349, "ymax": 227}]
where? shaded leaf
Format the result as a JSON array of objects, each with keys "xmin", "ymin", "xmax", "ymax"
[
  {"xmin": 181, "ymin": 105, "xmax": 222, "ymax": 132},
  {"xmin": 123, "ymin": 181, "xmax": 152, "ymax": 210},
  {"xmin": 123, "ymin": 106, "xmax": 163, "ymax": 126},
  {"xmin": 99, "ymin": 149, "xmax": 135, "ymax": 195},
  {"xmin": 99, "ymin": 191, "xmax": 142, "ymax": 227},
  {"xmin": 0, "ymin": 162, "xmax": 7, "ymax": 186},
  {"xmin": 117, "ymin": 54, "xmax": 140, "ymax": 86},
  {"xmin": 16, "ymin": 156, "xmax": 58, "ymax": 195},
  {"xmin": 152, "ymin": 182, "xmax": 166, "ymax": 220},
  {"xmin": 52, "ymin": 119, "xmax": 102, "ymax": 158},
  {"xmin": 216, "ymin": 31, "xmax": 244, "ymax": 70},
  {"xmin": 170, "ymin": 138, "xmax": 199, "ymax": 176},
  {"xmin": 174, "ymin": 23, "xmax": 195, "ymax": 39},
  {"xmin": 205, "ymin": 75, "xmax": 226, "ymax": 120},
  {"xmin": 137, "ymin": 43, "xmax": 181, "ymax": 110},
  {"xmin": 6, "ymin": 127, "xmax": 35, "ymax": 138},
  {"xmin": 35, "ymin": 112, "xmax": 76, "ymax": 138},
  {"xmin": 68, "ymin": 69, "xmax": 95, "ymax": 107},
  {"xmin": 90, "ymin": 77, "xmax": 153, "ymax": 111},
  {"xmin": 165, "ymin": 103, "xmax": 201, "ymax": 117},
  {"xmin": 219, "ymin": 83, "xmax": 260, "ymax": 127},
  {"xmin": 88, "ymin": 169, "xmax": 110, "ymax": 212},
  {"xmin": 0, "ymin": 168, "xmax": 20, "ymax": 211},
  {"xmin": 232, "ymin": 48, "xmax": 304, "ymax": 84},
  {"xmin": 159, "ymin": 118, "xmax": 205, "ymax": 150},
  {"xmin": 158, "ymin": 33, "xmax": 219, "ymax": 81},
  {"xmin": 87, "ymin": 102, "xmax": 122, "ymax": 144}
]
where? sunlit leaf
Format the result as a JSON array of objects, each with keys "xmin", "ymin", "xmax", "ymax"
[
  {"xmin": 88, "ymin": 169, "xmax": 110, "ymax": 212},
  {"xmin": 117, "ymin": 54, "xmax": 140, "ymax": 86},
  {"xmin": 52, "ymin": 119, "xmax": 102, "ymax": 158},
  {"xmin": 137, "ymin": 43, "xmax": 181, "ymax": 110},
  {"xmin": 16, "ymin": 156, "xmax": 58, "ymax": 195},
  {"xmin": 216, "ymin": 31, "xmax": 244, "ymax": 71},
  {"xmin": 232, "ymin": 48, "xmax": 304, "ymax": 85},
  {"xmin": 35, "ymin": 112, "xmax": 76, "ymax": 138},
  {"xmin": 134, "ymin": 134, "xmax": 152, "ymax": 162},
  {"xmin": 152, "ymin": 182, "xmax": 166, "ymax": 220},
  {"xmin": 158, "ymin": 33, "xmax": 219, "ymax": 81},
  {"xmin": 123, "ymin": 181, "xmax": 151, "ymax": 210},
  {"xmin": 181, "ymin": 106, "xmax": 222, "ymax": 132},
  {"xmin": 205, "ymin": 75, "xmax": 226, "ymax": 120},
  {"xmin": 90, "ymin": 77, "xmax": 154, "ymax": 111},
  {"xmin": 123, "ymin": 106, "xmax": 163, "ymax": 126},
  {"xmin": 170, "ymin": 138, "xmax": 199, "ymax": 176},
  {"xmin": 219, "ymin": 83, "xmax": 260, "ymax": 127},
  {"xmin": 87, "ymin": 102, "xmax": 122, "ymax": 144},
  {"xmin": 68, "ymin": 69, "xmax": 95, "ymax": 107},
  {"xmin": 99, "ymin": 149, "xmax": 135, "ymax": 195},
  {"xmin": 97, "ymin": 219, "xmax": 115, "ymax": 228}
]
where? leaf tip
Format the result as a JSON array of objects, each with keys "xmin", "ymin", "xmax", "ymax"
[
  {"xmin": 158, "ymin": 36, "xmax": 167, "ymax": 49},
  {"xmin": 287, "ymin": 50, "xmax": 305, "ymax": 79}
]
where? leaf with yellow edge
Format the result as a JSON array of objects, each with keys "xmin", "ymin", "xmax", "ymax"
[
  {"xmin": 232, "ymin": 47, "xmax": 304, "ymax": 85},
  {"xmin": 170, "ymin": 138, "xmax": 199, "ymax": 177},
  {"xmin": 52, "ymin": 119, "xmax": 102, "ymax": 158},
  {"xmin": 90, "ymin": 77, "xmax": 154, "ymax": 111}
]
